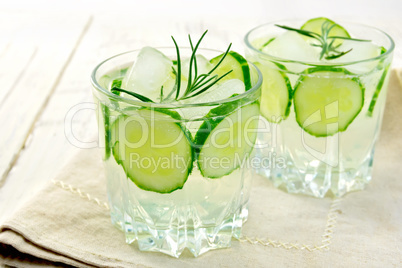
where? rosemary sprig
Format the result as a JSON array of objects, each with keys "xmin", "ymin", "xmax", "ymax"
[
  {"xmin": 111, "ymin": 87, "xmax": 154, "ymax": 102},
  {"xmin": 171, "ymin": 30, "xmax": 233, "ymax": 101},
  {"xmin": 275, "ymin": 21, "xmax": 370, "ymax": 60},
  {"xmin": 171, "ymin": 36, "xmax": 181, "ymax": 100},
  {"xmin": 110, "ymin": 30, "xmax": 233, "ymax": 103}
]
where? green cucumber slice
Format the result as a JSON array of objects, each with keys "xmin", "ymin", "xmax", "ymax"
[
  {"xmin": 210, "ymin": 51, "xmax": 252, "ymax": 90},
  {"xmin": 194, "ymin": 101, "xmax": 259, "ymax": 178},
  {"xmin": 367, "ymin": 48, "xmax": 389, "ymax": 116},
  {"xmin": 255, "ymin": 61, "xmax": 292, "ymax": 123},
  {"xmin": 301, "ymin": 17, "xmax": 350, "ymax": 46},
  {"xmin": 110, "ymin": 109, "xmax": 193, "ymax": 193},
  {"xmin": 293, "ymin": 68, "xmax": 364, "ymax": 137},
  {"xmin": 101, "ymin": 104, "xmax": 111, "ymax": 160},
  {"xmin": 367, "ymin": 64, "xmax": 390, "ymax": 116}
]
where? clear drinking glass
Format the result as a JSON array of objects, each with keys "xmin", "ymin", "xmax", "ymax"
[
  {"xmin": 244, "ymin": 20, "xmax": 394, "ymax": 198},
  {"xmin": 91, "ymin": 48, "xmax": 262, "ymax": 257}
]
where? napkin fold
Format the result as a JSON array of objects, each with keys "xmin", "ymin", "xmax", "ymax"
[{"xmin": 1, "ymin": 70, "xmax": 401, "ymax": 267}]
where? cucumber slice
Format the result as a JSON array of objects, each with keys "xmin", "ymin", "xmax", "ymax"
[
  {"xmin": 110, "ymin": 109, "xmax": 193, "ymax": 193},
  {"xmin": 194, "ymin": 101, "xmax": 259, "ymax": 178},
  {"xmin": 210, "ymin": 51, "xmax": 252, "ymax": 90},
  {"xmin": 301, "ymin": 17, "xmax": 350, "ymax": 46},
  {"xmin": 293, "ymin": 68, "xmax": 364, "ymax": 137},
  {"xmin": 367, "ymin": 63, "xmax": 390, "ymax": 116},
  {"xmin": 101, "ymin": 104, "xmax": 111, "ymax": 160},
  {"xmin": 367, "ymin": 47, "xmax": 389, "ymax": 116},
  {"xmin": 255, "ymin": 61, "xmax": 292, "ymax": 123}
]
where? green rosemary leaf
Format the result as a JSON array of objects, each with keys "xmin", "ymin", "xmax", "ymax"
[
  {"xmin": 327, "ymin": 36, "xmax": 370, "ymax": 42},
  {"xmin": 188, "ymin": 34, "xmax": 198, "ymax": 79},
  {"xmin": 191, "ymin": 73, "xmax": 212, "ymax": 90},
  {"xmin": 190, "ymin": 74, "xmax": 219, "ymax": 92},
  {"xmin": 164, "ymin": 67, "xmax": 179, "ymax": 101},
  {"xmin": 328, "ymin": 38, "xmax": 336, "ymax": 50},
  {"xmin": 325, "ymin": 48, "xmax": 352, "ymax": 60},
  {"xmin": 185, "ymin": 30, "xmax": 208, "ymax": 96},
  {"xmin": 319, "ymin": 43, "xmax": 327, "ymax": 60},
  {"xmin": 111, "ymin": 87, "xmax": 154, "ymax": 102},
  {"xmin": 275, "ymin": 24, "xmax": 320, "ymax": 39},
  {"xmin": 275, "ymin": 21, "xmax": 371, "ymax": 61},
  {"xmin": 181, "ymin": 70, "xmax": 233, "ymax": 99},
  {"xmin": 188, "ymin": 43, "xmax": 232, "ymax": 93},
  {"xmin": 171, "ymin": 36, "xmax": 181, "ymax": 100},
  {"xmin": 192, "ymin": 73, "xmax": 209, "ymax": 85},
  {"xmin": 207, "ymin": 43, "xmax": 232, "ymax": 75},
  {"xmin": 168, "ymin": 30, "xmax": 235, "ymax": 102}
]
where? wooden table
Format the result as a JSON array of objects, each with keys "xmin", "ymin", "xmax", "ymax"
[{"xmin": 1, "ymin": 0, "xmax": 401, "ymax": 252}]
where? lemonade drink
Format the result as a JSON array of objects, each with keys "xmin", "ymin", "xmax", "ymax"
[
  {"xmin": 245, "ymin": 18, "xmax": 394, "ymax": 197},
  {"xmin": 91, "ymin": 36, "xmax": 262, "ymax": 257}
]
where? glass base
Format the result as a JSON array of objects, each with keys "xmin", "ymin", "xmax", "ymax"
[
  {"xmin": 257, "ymin": 148, "xmax": 375, "ymax": 198},
  {"xmin": 104, "ymin": 158, "xmax": 252, "ymax": 257},
  {"xmin": 108, "ymin": 208, "xmax": 246, "ymax": 258}
]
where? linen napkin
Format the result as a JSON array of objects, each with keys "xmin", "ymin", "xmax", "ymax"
[{"xmin": 0, "ymin": 70, "xmax": 401, "ymax": 267}]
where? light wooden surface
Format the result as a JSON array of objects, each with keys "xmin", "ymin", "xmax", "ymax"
[{"xmin": 0, "ymin": 0, "xmax": 401, "ymax": 250}]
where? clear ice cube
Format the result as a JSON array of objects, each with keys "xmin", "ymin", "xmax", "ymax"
[
  {"xmin": 122, "ymin": 47, "xmax": 173, "ymax": 101},
  {"xmin": 177, "ymin": 79, "xmax": 246, "ymax": 120},
  {"xmin": 181, "ymin": 54, "xmax": 212, "ymax": 80},
  {"xmin": 262, "ymin": 31, "xmax": 319, "ymax": 63},
  {"xmin": 330, "ymin": 40, "xmax": 383, "ymax": 73},
  {"xmin": 187, "ymin": 79, "xmax": 245, "ymax": 104}
]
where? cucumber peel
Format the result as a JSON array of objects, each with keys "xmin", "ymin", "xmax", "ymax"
[{"xmin": 210, "ymin": 51, "xmax": 252, "ymax": 90}]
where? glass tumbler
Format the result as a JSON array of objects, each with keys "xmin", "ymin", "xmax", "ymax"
[
  {"xmin": 244, "ymin": 20, "xmax": 394, "ymax": 197},
  {"xmin": 91, "ymin": 48, "xmax": 262, "ymax": 257}
]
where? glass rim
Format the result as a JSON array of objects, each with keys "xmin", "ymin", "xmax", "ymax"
[
  {"xmin": 244, "ymin": 19, "xmax": 395, "ymax": 67},
  {"xmin": 91, "ymin": 47, "xmax": 262, "ymax": 109}
]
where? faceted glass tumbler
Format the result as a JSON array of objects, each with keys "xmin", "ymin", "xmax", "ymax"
[
  {"xmin": 244, "ymin": 20, "xmax": 394, "ymax": 197},
  {"xmin": 91, "ymin": 48, "xmax": 262, "ymax": 257}
]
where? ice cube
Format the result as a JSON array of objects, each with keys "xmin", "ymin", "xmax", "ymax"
[
  {"xmin": 330, "ymin": 40, "xmax": 383, "ymax": 73},
  {"xmin": 332, "ymin": 40, "xmax": 382, "ymax": 62},
  {"xmin": 122, "ymin": 47, "xmax": 173, "ymax": 101},
  {"xmin": 187, "ymin": 79, "xmax": 245, "ymax": 104},
  {"xmin": 262, "ymin": 31, "xmax": 319, "ymax": 63},
  {"xmin": 181, "ymin": 54, "xmax": 212, "ymax": 80},
  {"xmin": 177, "ymin": 79, "xmax": 246, "ymax": 120}
]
